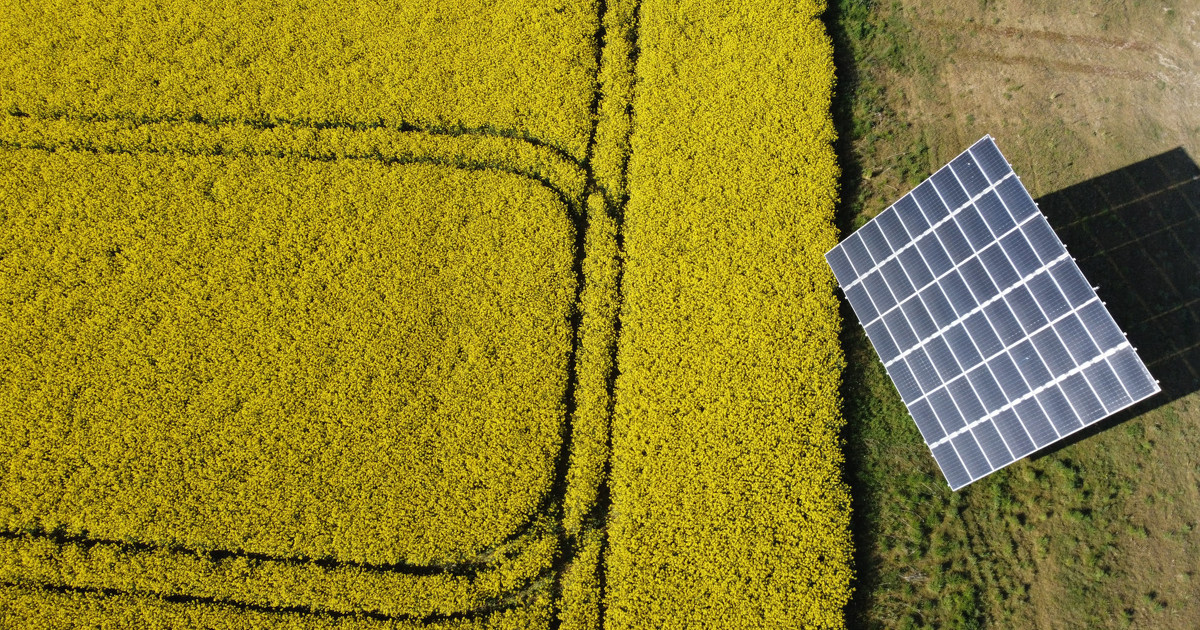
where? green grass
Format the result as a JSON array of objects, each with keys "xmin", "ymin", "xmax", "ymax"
[{"xmin": 827, "ymin": 1, "xmax": 1200, "ymax": 627}]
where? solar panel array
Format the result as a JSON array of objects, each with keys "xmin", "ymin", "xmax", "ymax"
[{"xmin": 825, "ymin": 135, "xmax": 1160, "ymax": 490}]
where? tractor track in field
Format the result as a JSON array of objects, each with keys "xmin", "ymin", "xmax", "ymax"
[{"xmin": 0, "ymin": 0, "xmax": 643, "ymax": 623}]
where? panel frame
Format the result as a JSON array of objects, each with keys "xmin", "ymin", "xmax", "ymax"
[{"xmin": 825, "ymin": 135, "xmax": 1160, "ymax": 490}]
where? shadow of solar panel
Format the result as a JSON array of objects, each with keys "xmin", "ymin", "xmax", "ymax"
[{"xmin": 826, "ymin": 136, "xmax": 1160, "ymax": 490}]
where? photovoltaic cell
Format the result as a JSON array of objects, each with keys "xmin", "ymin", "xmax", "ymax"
[
  {"xmin": 1027, "ymin": 272, "xmax": 1071, "ymax": 320},
  {"xmin": 1022, "ymin": 215, "xmax": 1067, "ymax": 263},
  {"xmin": 824, "ymin": 136, "xmax": 1159, "ymax": 490},
  {"xmin": 1001, "ymin": 230, "xmax": 1042, "ymax": 276},
  {"xmin": 827, "ymin": 246, "xmax": 858, "ymax": 286},
  {"xmin": 936, "ymin": 220, "xmax": 974, "ymax": 264},
  {"xmin": 843, "ymin": 284, "xmax": 877, "ymax": 324},
  {"xmin": 952, "ymin": 432, "xmax": 992, "ymax": 478},
  {"xmin": 881, "ymin": 259, "xmax": 915, "ymax": 301},
  {"xmin": 940, "ymin": 270, "xmax": 978, "ymax": 316},
  {"xmin": 993, "ymin": 409, "xmax": 1036, "ymax": 458},
  {"xmin": 1056, "ymin": 314, "xmax": 1100, "ymax": 364},
  {"xmin": 929, "ymin": 389, "xmax": 965, "ymax": 433},
  {"xmin": 951, "ymin": 152, "xmax": 991, "ymax": 197},
  {"xmin": 996, "ymin": 176, "xmax": 1039, "ymax": 221},
  {"xmin": 886, "ymin": 359, "xmax": 923, "ymax": 404},
  {"xmin": 898, "ymin": 247, "xmax": 934, "ymax": 287},
  {"xmin": 922, "ymin": 284, "xmax": 958, "ymax": 329},
  {"xmin": 902, "ymin": 297, "xmax": 938, "ymax": 340},
  {"xmin": 875, "ymin": 207, "xmax": 910, "ymax": 250},
  {"xmin": 969, "ymin": 137, "xmax": 1011, "ymax": 183},
  {"xmin": 959, "ymin": 258, "xmax": 999, "ymax": 302},
  {"xmin": 1006, "ymin": 285, "xmax": 1049, "ymax": 334},
  {"xmin": 859, "ymin": 221, "xmax": 892, "ymax": 263},
  {"xmin": 984, "ymin": 300, "xmax": 1025, "ymax": 345},
  {"xmin": 978, "ymin": 243, "xmax": 1020, "ymax": 288},
  {"xmin": 1031, "ymin": 328, "xmax": 1075, "ymax": 377},
  {"xmin": 1061, "ymin": 373, "xmax": 1106, "ymax": 424},
  {"xmin": 972, "ymin": 420, "xmax": 1013, "ymax": 469},
  {"xmin": 966, "ymin": 366, "xmax": 1006, "ymax": 413},
  {"xmin": 894, "ymin": 195, "xmax": 930, "ymax": 235},
  {"xmin": 944, "ymin": 324, "xmax": 982, "ymax": 368},
  {"xmin": 956, "ymin": 205, "xmax": 994, "ymax": 251},
  {"xmin": 932, "ymin": 442, "xmax": 970, "ymax": 489},
  {"xmin": 842, "ymin": 232, "xmax": 873, "ymax": 276},
  {"xmin": 865, "ymin": 320, "xmax": 899, "ymax": 363},
  {"xmin": 974, "ymin": 191, "xmax": 1015, "ymax": 235},
  {"xmin": 1036, "ymin": 385, "xmax": 1081, "ymax": 435},
  {"xmin": 1050, "ymin": 260, "xmax": 1096, "ymax": 307},
  {"xmin": 914, "ymin": 180, "xmax": 949, "ymax": 223},
  {"xmin": 963, "ymin": 311, "xmax": 1003, "ymax": 357},
  {"xmin": 864, "ymin": 272, "xmax": 896, "ymax": 312},
  {"xmin": 917, "ymin": 233, "xmax": 954, "ymax": 276},
  {"xmin": 931, "ymin": 167, "xmax": 970, "ymax": 210},
  {"xmin": 1015, "ymin": 398, "xmax": 1058, "ymax": 448},
  {"xmin": 1085, "ymin": 368, "xmax": 1131, "ymax": 416}
]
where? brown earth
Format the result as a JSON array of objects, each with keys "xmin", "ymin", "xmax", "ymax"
[{"xmin": 847, "ymin": 1, "xmax": 1200, "ymax": 628}]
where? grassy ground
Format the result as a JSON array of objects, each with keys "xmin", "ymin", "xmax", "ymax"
[{"xmin": 828, "ymin": 1, "xmax": 1200, "ymax": 628}]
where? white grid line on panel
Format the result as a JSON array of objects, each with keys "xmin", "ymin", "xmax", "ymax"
[
  {"xmin": 840, "ymin": 171, "xmax": 1017, "ymax": 291},
  {"xmin": 908, "ymin": 294, "xmax": 1104, "ymax": 409},
  {"xmin": 951, "ymin": 194, "xmax": 1039, "ymax": 466},
  {"xmin": 962, "ymin": 198, "xmax": 1089, "ymax": 431},
  {"xmin": 929, "ymin": 341, "xmax": 1132, "ymax": 449},
  {"xmin": 961, "ymin": 430, "xmax": 993, "ymax": 483},
  {"xmin": 968, "ymin": 170, "xmax": 1074, "ymax": 443},
  {"xmin": 883, "ymin": 251, "xmax": 1070, "ymax": 369},
  {"xmin": 1035, "ymin": 259, "xmax": 1125, "ymax": 417},
  {"xmin": 1032, "ymin": 245, "xmax": 1160, "ymax": 408},
  {"xmin": 865, "ymin": 208, "xmax": 1036, "ymax": 333},
  {"xmin": 933, "ymin": 340, "xmax": 1153, "ymax": 491}
]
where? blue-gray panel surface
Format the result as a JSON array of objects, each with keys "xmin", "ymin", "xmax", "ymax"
[{"xmin": 824, "ymin": 135, "xmax": 1158, "ymax": 490}]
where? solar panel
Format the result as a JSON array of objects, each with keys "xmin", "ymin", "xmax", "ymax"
[{"xmin": 825, "ymin": 135, "xmax": 1161, "ymax": 490}]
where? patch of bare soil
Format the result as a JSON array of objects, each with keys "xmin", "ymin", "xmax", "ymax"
[{"xmin": 858, "ymin": 1, "xmax": 1200, "ymax": 627}]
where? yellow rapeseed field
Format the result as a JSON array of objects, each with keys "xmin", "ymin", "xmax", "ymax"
[
  {"xmin": 606, "ymin": 0, "xmax": 852, "ymax": 627},
  {"xmin": 0, "ymin": 0, "xmax": 850, "ymax": 627}
]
